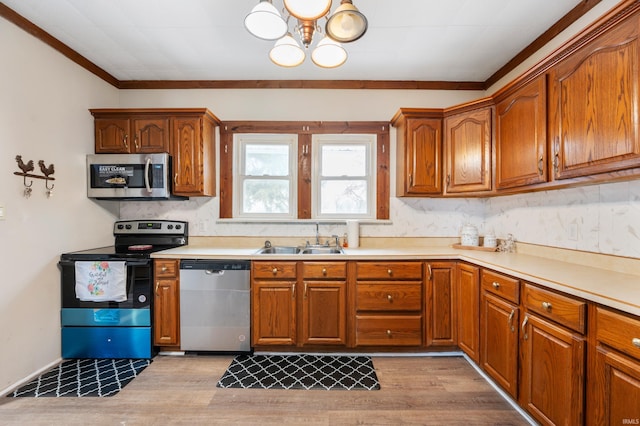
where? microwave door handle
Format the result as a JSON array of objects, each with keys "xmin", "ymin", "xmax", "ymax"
[{"xmin": 144, "ymin": 157, "xmax": 152, "ymax": 193}]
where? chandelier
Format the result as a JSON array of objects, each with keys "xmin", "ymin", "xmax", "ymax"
[{"xmin": 244, "ymin": 0, "xmax": 368, "ymax": 68}]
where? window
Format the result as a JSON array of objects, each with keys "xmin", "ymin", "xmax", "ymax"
[
  {"xmin": 220, "ymin": 121, "xmax": 390, "ymax": 220},
  {"xmin": 233, "ymin": 134, "xmax": 297, "ymax": 219},
  {"xmin": 312, "ymin": 134, "xmax": 376, "ymax": 219}
]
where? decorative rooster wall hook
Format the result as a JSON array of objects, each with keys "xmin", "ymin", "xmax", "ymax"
[{"xmin": 14, "ymin": 154, "xmax": 56, "ymax": 198}]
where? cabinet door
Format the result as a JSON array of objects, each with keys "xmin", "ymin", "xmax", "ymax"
[
  {"xmin": 425, "ymin": 262, "xmax": 456, "ymax": 347},
  {"xmin": 94, "ymin": 118, "xmax": 131, "ymax": 153},
  {"xmin": 495, "ymin": 75, "xmax": 547, "ymax": 189},
  {"xmin": 132, "ymin": 118, "xmax": 170, "ymax": 153},
  {"xmin": 172, "ymin": 116, "xmax": 203, "ymax": 195},
  {"xmin": 520, "ymin": 313, "xmax": 585, "ymax": 426},
  {"xmin": 548, "ymin": 16, "xmax": 640, "ymax": 180},
  {"xmin": 481, "ymin": 292, "xmax": 519, "ymax": 398},
  {"xmin": 154, "ymin": 278, "xmax": 179, "ymax": 346},
  {"xmin": 592, "ymin": 345, "xmax": 640, "ymax": 425},
  {"xmin": 301, "ymin": 280, "xmax": 347, "ymax": 346},
  {"xmin": 252, "ymin": 281, "xmax": 297, "ymax": 346},
  {"xmin": 457, "ymin": 263, "xmax": 480, "ymax": 363},
  {"xmin": 444, "ymin": 108, "xmax": 492, "ymax": 193},
  {"xmin": 404, "ymin": 118, "xmax": 443, "ymax": 194}
]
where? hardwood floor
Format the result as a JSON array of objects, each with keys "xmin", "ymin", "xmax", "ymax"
[{"xmin": 0, "ymin": 355, "xmax": 530, "ymax": 425}]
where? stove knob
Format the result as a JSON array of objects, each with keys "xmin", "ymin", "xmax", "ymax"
[
  {"xmin": 117, "ymin": 224, "xmax": 124, "ymax": 229},
  {"xmin": 176, "ymin": 224, "xmax": 182, "ymax": 230},
  {"xmin": 167, "ymin": 224, "xmax": 174, "ymax": 229},
  {"xmin": 125, "ymin": 224, "xmax": 132, "ymax": 229}
]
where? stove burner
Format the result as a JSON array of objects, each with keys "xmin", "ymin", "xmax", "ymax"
[{"xmin": 128, "ymin": 244, "xmax": 153, "ymax": 251}]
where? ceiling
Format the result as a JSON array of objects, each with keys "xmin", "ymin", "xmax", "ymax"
[{"xmin": 1, "ymin": 0, "xmax": 590, "ymax": 84}]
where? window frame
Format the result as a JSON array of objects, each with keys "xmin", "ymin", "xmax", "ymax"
[{"xmin": 219, "ymin": 121, "xmax": 390, "ymax": 221}]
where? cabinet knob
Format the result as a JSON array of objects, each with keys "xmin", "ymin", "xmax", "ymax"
[
  {"xmin": 632, "ymin": 338, "xmax": 640, "ymax": 348},
  {"xmin": 322, "ymin": 268, "xmax": 327, "ymax": 276},
  {"xmin": 272, "ymin": 267, "xmax": 278, "ymax": 275},
  {"xmin": 161, "ymin": 266, "xmax": 167, "ymax": 272},
  {"xmin": 542, "ymin": 301, "xmax": 552, "ymax": 311},
  {"xmin": 387, "ymin": 294, "xmax": 393, "ymax": 302},
  {"xmin": 387, "ymin": 269, "xmax": 392, "ymax": 276},
  {"xmin": 386, "ymin": 330, "xmax": 392, "ymax": 337},
  {"xmin": 492, "ymin": 282, "xmax": 500, "ymax": 289}
]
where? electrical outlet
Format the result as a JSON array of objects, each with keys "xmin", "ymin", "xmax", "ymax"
[{"xmin": 568, "ymin": 223, "xmax": 578, "ymax": 241}]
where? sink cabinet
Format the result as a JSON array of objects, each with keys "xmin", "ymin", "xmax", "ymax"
[{"xmin": 153, "ymin": 259, "xmax": 180, "ymax": 348}]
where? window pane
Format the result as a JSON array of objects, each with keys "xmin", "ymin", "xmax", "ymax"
[
  {"xmin": 320, "ymin": 180, "xmax": 367, "ymax": 214},
  {"xmin": 245, "ymin": 144, "xmax": 289, "ymax": 176},
  {"xmin": 321, "ymin": 145, "xmax": 366, "ymax": 177},
  {"xmin": 243, "ymin": 180, "xmax": 290, "ymax": 214}
]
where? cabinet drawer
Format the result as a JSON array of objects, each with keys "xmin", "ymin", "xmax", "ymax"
[
  {"xmin": 155, "ymin": 260, "xmax": 178, "ymax": 278},
  {"xmin": 356, "ymin": 262, "xmax": 422, "ymax": 280},
  {"xmin": 523, "ymin": 283, "xmax": 586, "ymax": 333},
  {"xmin": 481, "ymin": 270, "xmax": 519, "ymax": 303},
  {"xmin": 302, "ymin": 261, "xmax": 346, "ymax": 279},
  {"xmin": 597, "ymin": 307, "xmax": 640, "ymax": 360},
  {"xmin": 252, "ymin": 262, "xmax": 297, "ymax": 279},
  {"xmin": 355, "ymin": 315, "xmax": 422, "ymax": 346},
  {"xmin": 356, "ymin": 282, "xmax": 422, "ymax": 312}
]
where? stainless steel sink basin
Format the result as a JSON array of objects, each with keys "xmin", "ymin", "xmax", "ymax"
[
  {"xmin": 255, "ymin": 246, "xmax": 301, "ymax": 254},
  {"xmin": 300, "ymin": 247, "xmax": 344, "ymax": 255}
]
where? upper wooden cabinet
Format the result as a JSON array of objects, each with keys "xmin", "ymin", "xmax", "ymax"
[
  {"xmin": 391, "ymin": 109, "xmax": 443, "ymax": 196},
  {"xmin": 495, "ymin": 75, "xmax": 548, "ymax": 190},
  {"xmin": 443, "ymin": 105, "xmax": 492, "ymax": 194},
  {"xmin": 94, "ymin": 116, "xmax": 170, "ymax": 154},
  {"xmin": 90, "ymin": 108, "xmax": 220, "ymax": 197},
  {"xmin": 548, "ymin": 13, "xmax": 640, "ymax": 180}
]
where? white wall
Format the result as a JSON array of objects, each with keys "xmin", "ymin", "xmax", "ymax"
[{"xmin": 0, "ymin": 18, "xmax": 120, "ymax": 392}]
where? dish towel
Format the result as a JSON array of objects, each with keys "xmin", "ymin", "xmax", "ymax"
[{"xmin": 75, "ymin": 261, "xmax": 127, "ymax": 302}]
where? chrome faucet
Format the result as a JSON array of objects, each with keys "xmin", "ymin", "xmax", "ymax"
[{"xmin": 315, "ymin": 222, "xmax": 320, "ymax": 245}]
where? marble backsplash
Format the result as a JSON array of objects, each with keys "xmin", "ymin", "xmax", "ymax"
[{"xmin": 120, "ymin": 179, "xmax": 640, "ymax": 259}]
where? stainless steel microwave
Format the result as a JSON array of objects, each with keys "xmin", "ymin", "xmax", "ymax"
[{"xmin": 87, "ymin": 153, "xmax": 180, "ymax": 200}]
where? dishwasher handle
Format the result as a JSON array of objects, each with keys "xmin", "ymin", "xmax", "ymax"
[{"xmin": 180, "ymin": 259, "xmax": 250, "ymax": 271}]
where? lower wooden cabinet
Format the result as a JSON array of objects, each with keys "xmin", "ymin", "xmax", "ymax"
[
  {"xmin": 425, "ymin": 261, "xmax": 456, "ymax": 347},
  {"xmin": 590, "ymin": 307, "xmax": 640, "ymax": 425},
  {"xmin": 481, "ymin": 291, "xmax": 520, "ymax": 398},
  {"xmin": 456, "ymin": 263, "xmax": 480, "ymax": 363},
  {"xmin": 519, "ymin": 312, "xmax": 585, "ymax": 425},
  {"xmin": 251, "ymin": 261, "xmax": 347, "ymax": 348},
  {"xmin": 153, "ymin": 259, "xmax": 180, "ymax": 347}
]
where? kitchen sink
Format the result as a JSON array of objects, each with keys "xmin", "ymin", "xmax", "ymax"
[
  {"xmin": 255, "ymin": 246, "xmax": 301, "ymax": 255},
  {"xmin": 300, "ymin": 247, "xmax": 343, "ymax": 254}
]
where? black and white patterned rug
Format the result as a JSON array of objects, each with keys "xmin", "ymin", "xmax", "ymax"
[
  {"xmin": 9, "ymin": 359, "xmax": 151, "ymax": 397},
  {"xmin": 217, "ymin": 354, "xmax": 380, "ymax": 390}
]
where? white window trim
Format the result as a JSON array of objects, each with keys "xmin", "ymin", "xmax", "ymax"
[
  {"xmin": 232, "ymin": 133, "xmax": 298, "ymax": 219},
  {"xmin": 311, "ymin": 134, "xmax": 376, "ymax": 220}
]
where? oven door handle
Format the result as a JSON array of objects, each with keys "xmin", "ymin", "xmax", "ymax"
[
  {"xmin": 144, "ymin": 157, "xmax": 152, "ymax": 193},
  {"xmin": 58, "ymin": 259, "xmax": 151, "ymax": 267}
]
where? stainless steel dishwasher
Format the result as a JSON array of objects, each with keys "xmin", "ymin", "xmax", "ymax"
[{"xmin": 179, "ymin": 260, "xmax": 251, "ymax": 353}]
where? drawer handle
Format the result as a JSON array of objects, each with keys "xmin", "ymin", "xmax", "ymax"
[
  {"xmin": 542, "ymin": 301, "xmax": 552, "ymax": 311},
  {"xmin": 387, "ymin": 294, "xmax": 393, "ymax": 302},
  {"xmin": 508, "ymin": 309, "xmax": 515, "ymax": 333},
  {"xmin": 272, "ymin": 267, "xmax": 278, "ymax": 275},
  {"xmin": 387, "ymin": 269, "xmax": 393, "ymax": 276},
  {"xmin": 492, "ymin": 282, "xmax": 500, "ymax": 290},
  {"xmin": 322, "ymin": 268, "xmax": 327, "ymax": 276},
  {"xmin": 386, "ymin": 329, "xmax": 392, "ymax": 337},
  {"xmin": 161, "ymin": 266, "xmax": 167, "ymax": 272},
  {"xmin": 522, "ymin": 315, "xmax": 529, "ymax": 340},
  {"xmin": 633, "ymin": 338, "xmax": 640, "ymax": 349}
]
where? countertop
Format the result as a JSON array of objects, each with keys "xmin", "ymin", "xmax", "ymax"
[{"xmin": 152, "ymin": 242, "xmax": 640, "ymax": 317}]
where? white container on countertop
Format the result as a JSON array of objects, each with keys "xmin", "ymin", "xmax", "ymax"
[
  {"xmin": 483, "ymin": 233, "xmax": 497, "ymax": 248},
  {"xmin": 460, "ymin": 224, "xmax": 479, "ymax": 246}
]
